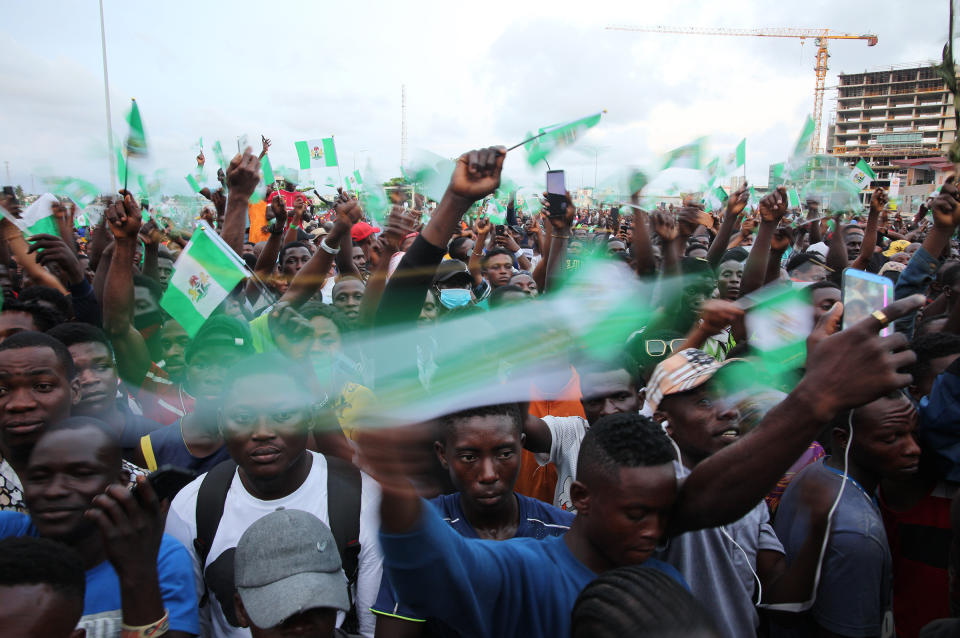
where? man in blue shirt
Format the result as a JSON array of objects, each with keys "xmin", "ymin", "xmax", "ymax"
[
  {"xmin": 371, "ymin": 403, "xmax": 577, "ymax": 636},
  {"xmin": 0, "ymin": 417, "xmax": 199, "ymax": 638}
]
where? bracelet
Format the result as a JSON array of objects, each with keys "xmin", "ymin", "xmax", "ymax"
[
  {"xmin": 514, "ymin": 248, "xmax": 524, "ymax": 259},
  {"xmin": 551, "ymin": 233, "xmax": 570, "ymax": 239},
  {"xmin": 319, "ymin": 238, "xmax": 340, "ymax": 255},
  {"xmin": 121, "ymin": 610, "xmax": 169, "ymax": 638}
]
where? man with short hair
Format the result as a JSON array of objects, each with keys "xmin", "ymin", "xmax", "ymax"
[
  {"xmin": 371, "ymin": 404, "xmax": 574, "ymax": 636},
  {"xmin": 135, "ymin": 316, "xmax": 252, "ymax": 474},
  {"xmin": 165, "ymin": 353, "xmax": 382, "ymax": 638},
  {"xmin": 0, "ymin": 299, "xmax": 63, "ymax": 341},
  {"xmin": 770, "ymin": 394, "xmax": 921, "ymax": 638},
  {"xmin": 332, "ymin": 277, "xmax": 365, "ymax": 328},
  {"xmin": 0, "ymin": 417, "xmax": 200, "ymax": 637},
  {"xmin": 47, "ymin": 322, "xmax": 163, "ymax": 460},
  {"xmin": 482, "ymin": 247, "xmax": 515, "ymax": 289},
  {"xmin": 233, "ymin": 510, "xmax": 350, "ymax": 638},
  {"xmin": 0, "ymin": 536, "xmax": 86, "ymax": 638}
]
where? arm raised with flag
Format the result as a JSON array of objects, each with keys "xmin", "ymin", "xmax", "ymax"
[
  {"xmin": 741, "ymin": 186, "xmax": 788, "ymax": 296},
  {"xmin": 222, "ymin": 146, "xmax": 261, "ymax": 256},
  {"xmin": 102, "ymin": 193, "xmax": 152, "ymax": 386}
]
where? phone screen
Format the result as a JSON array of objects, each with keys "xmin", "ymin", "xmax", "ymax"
[
  {"xmin": 842, "ymin": 268, "xmax": 894, "ymax": 336},
  {"xmin": 546, "ymin": 170, "xmax": 565, "ymax": 195}
]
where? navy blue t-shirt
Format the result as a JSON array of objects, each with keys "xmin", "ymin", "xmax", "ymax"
[{"xmin": 372, "ymin": 493, "xmax": 574, "ymax": 628}]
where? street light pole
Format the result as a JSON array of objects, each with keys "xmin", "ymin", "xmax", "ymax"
[{"xmin": 99, "ymin": 0, "xmax": 116, "ymax": 192}]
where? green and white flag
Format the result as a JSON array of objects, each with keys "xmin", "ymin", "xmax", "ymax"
[
  {"xmin": 55, "ymin": 179, "xmax": 99, "ymax": 209},
  {"xmin": 524, "ymin": 111, "xmax": 604, "ymax": 167},
  {"xmin": 295, "ymin": 138, "xmax": 338, "ymax": 169},
  {"xmin": 353, "ymin": 170, "xmax": 363, "ymax": 186},
  {"xmin": 261, "ymin": 155, "xmax": 275, "ymax": 185},
  {"xmin": 485, "ymin": 198, "xmax": 506, "ymax": 224},
  {"xmin": 125, "ymin": 99, "xmax": 148, "ymax": 157},
  {"xmin": 212, "ymin": 141, "xmax": 227, "ymax": 171},
  {"xmin": 722, "ymin": 138, "xmax": 746, "ymax": 175},
  {"xmin": 849, "ymin": 158, "xmax": 877, "ymax": 189},
  {"xmin": 769, "ymin": 162, "xmax": 786, "ymax": 186},
  {"xmin": 661, "ymin": 137, "xmax": 706, "ymax": 170},
  {"xmin": 743, "ymin": 283, "xmax": 813, "ymax": 382},
  {"xmin": 787, "ymin": 188, "xmax": 802, "ymax": 209},
  {"xmin": 785, "ymin": 116, "xmax": 815, "ymax": 179},
  {"xmin": 704, "ymin": 186, "xmax": 728, "ymax": 212},
  {"xmin": 160, "ymin": 222, "xmax": 249, "ymax": 337},
  {"xmin": 748, "ymin": 186, "xmax": 760, "ymax": 210},
  {"xmin": 5, "ymin": 193, "xmax": 62, "ymax": 237},
  {"xmin": 185, "ymin": 174, "xmax": 203, "ymax": 193}
]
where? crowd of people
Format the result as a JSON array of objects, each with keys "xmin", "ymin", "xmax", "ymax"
[{"xmin": 0, "ymin": 138, "xmax": 959, "ymax": 638}]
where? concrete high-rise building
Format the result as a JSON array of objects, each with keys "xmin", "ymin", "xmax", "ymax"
[{"xmin": 830, "ymin": 64, "xmax": 955, "ymax": 209}]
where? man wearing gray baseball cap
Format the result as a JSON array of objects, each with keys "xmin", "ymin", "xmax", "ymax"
[{"xmin": 233, "ymin": 509, "xmax": 350, "ymax": 638}]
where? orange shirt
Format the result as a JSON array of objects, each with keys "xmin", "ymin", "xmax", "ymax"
[
  {"xmin": 247, "ymin": 200, "xmax": 270, "ymax": 244},
  {"xmin": 515, "ymin": 367, "xmax": 585, "ymax": 504}
]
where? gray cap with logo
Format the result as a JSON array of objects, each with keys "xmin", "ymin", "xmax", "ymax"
[{"xmin": 234, "ymin": 508, "xmax": 350, "ymax": 629}]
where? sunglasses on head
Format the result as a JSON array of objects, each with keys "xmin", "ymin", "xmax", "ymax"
[{"xmin": 645, "ymin": 339, "xmax": 686, "ymax": 357}]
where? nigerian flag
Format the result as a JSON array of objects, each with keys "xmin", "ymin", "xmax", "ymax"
[
  {"xmin": 160, "ymin": 223, "xmax": 249, "ymax": 336},
  {"xmin": 704, "ymin": 186, "xmax": 728, "ymax": 212},
  {"xmin": 125, "ymin": 99, "xmax": 147, "ymax": 157},
  {"xmin": 261, "ymin": 155, "xmax": 275, "ymax": 185},
  {"xmin": 486, "ymin": 198, "xmax": 506, "ymax": 224},
  {"xmin": 12, "ymin": 193, "xmax": 62, "ymax": 237},
  {"xmin": 661, "ymin": 137, "xmax": 706, "ymax": 170},
  {"xmin": 787, "ymin": 188, "xmax": 802, "ymax": 209},
  {"xmin": 850, "ymin": 158, "xmax": 877, "ymax": 189},
  {"xmin": 722, "ymin": 138, "xmax": 746, "ymax": 175},
  {"xmin": 524, "ymin": 111, "xmax": 604, "ymax": 167},
  {"xmin": 744, "ymin": 283, "xmax": 813, "ymax": 384},
  {"xmin": 295, "ymin": 138, "xmax": 338, "ymax": 169},
  {"xmin": 55, "ymin": 179, "xmax": 99, "ymax": 209}
]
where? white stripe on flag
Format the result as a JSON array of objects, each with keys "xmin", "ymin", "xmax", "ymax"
[{"xmin": 167, "ymin": 250, "xmax": 231, "ymax": 319}]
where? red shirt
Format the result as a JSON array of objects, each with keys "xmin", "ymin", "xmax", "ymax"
[{"xmin": 136, "ymin": 363, "xmax": 195, "ymax": 426}]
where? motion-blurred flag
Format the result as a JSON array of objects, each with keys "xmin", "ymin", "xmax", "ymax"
[
  {"xmin": 524, "ymin": 111, "xmax": 604, "ymax": 167},
  {"xmin": 743, "ymin": 283, "xmax": 812, "ymax": 383},
  {"xmin": 295, "ymin": 138, "xmax": 338, "ymax": 169},
  {"xmin": 704, "ymin": 186, "xmax": 728, "ymax": 212},
  {"xmin": 849, "ymin": 158, "xmax": 877, "ymax": 189},
  {"xmin": 160, "ymin": 222, "xmax": 249, "ymax": 336},
  {"xmin": 722, "ymin": 138, "xmax": 746, "ymax": 175},
  {"xmin": 261, "ymin": 155, "xmax": 275, "ymax": 185},
  {"xmin": 661, "ymin": 137, "xmax": 706, "ymax": 170},
  {"xmin": 785, "ymin": 116, "xmax": 815, "ymax": 178},
  {"xmin": 787, "ymin": 188, "xmax": 802, "ymax": 209},
  {"xmin": 185, "ymin": 174, "xmax": 202, "ymax": 193},
  {"xmin": 212, "ymin": 141, "xmax": 227, "ymax": 171},
  {"xmin": 3, "ymin": 193, "xmax": 62, "ymax": 237},
  {"xmin": 55, "ymin": 179, "xmax": 99, "ymax": 209},
  {"xmin": 353, "ymin": 170, "xmax": 363, "ymax": 186},
  {"xmin": 125, "ymin": 99, "xmax": 148, "ymax": 157},
  {"xmin": 486, "ymin": 198, "xmax": 506, "ymax": 224}
]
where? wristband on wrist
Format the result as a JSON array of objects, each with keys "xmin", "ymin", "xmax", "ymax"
[
  {"xmin": 514, "ymin": 248, "xmax": 524, "ymax": 259},
  {"xmin": 551, "ymin": 233, "xmax": 570, "ymax": 239},
  {"xmin": 320, "ymin": 238, "xmax": 340, "ymax": 255},
  {"xmin": 121, "ymin": 610, "xmax": 169, "ymax": 638}
]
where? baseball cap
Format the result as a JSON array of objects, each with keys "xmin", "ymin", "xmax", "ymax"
[
  {"xmin": 185, "ymin": 315, "xmax": 254, "ymax": 363},
  {"xmin": 235, "ymin": 509, "xmax": 349, "ymax": 629},
  {"xmin": 883, "ymin": 239, "xmax": 910, "ymax": 257},
  {"xmin": 644, "ymin": 348, "xmax": 742, "ymax": 413},
  {"xmin": 806, "ymin": 242, "xmax": 828, "ymax": 259},
  {"xmin": 351, "ymin": 221, "xmax": 381, "ymax": 242},
  {"xmin": 433, "ymin": 259, "xmax": 472, "ymax": 287}
]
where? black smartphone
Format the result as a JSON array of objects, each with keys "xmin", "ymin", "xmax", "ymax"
[
  {"xmin": 133, "ymin": 465, "xmax": 197, "ymax": 502},
  {"xmin": 495, "ymin": 224, "xmax": 505, "ymax": 236},
  {"xmin": 546, "ymin": 170, "xmax": 567, "ymax": 218}
]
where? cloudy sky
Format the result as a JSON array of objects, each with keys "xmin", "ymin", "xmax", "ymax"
[{"xmin": 0, "ymin": 0, "xmax": 949, "ymax": 197}]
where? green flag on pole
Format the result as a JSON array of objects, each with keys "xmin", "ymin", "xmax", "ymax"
[
  {"xmin": 185, "ymin": 174, "xmax": 202, "ymax": 193},
  {"xmin": 849, "ymin": 158, "xmax": 877, "ymax": 189},
  {"xmin": 261, "ymin": 155, "xmax": 275, "ymax": 185},
  {"xmin": 660, "ymin": 137, "xmax": 707, "ymax": 170},
  {"xmin": 125, "ymin": 99, "xmax": 148, "ymax": 157},
  {"xmin": 294, "ymin": 138, "xmax": 339, "ymax": 169},
  {"xmin": 160, "ymin": 223, "xmax": 250, "ymax": 337},
  {"xmin": 6, "ymin": 193, "xmax": 63, "ymax": 238},
  {"xmin": 743, "ymin": 283, "xmax": 813, "ymax": 386},
  {"xmin": 787, "ymin": 188, "xmax": 802, "ymax": 209},
  {"xmin": 55, "ymin": 179, "xmax": 99, "ymax": 209},
  {"xmin": 523, "ymin": 111, "xmax": 604, "ymax": 167},
  {"xmin": 212, "ymin": 141, "xmax": 227, "ymax": 171}
]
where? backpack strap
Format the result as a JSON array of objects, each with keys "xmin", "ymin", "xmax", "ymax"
[
  {"xmin": 193, "ymin": 459, "xmax": 238, "ymax": 568},
  {"xmin": 324, "ymin": 454, "xmax": 362, "ymax": 634}
]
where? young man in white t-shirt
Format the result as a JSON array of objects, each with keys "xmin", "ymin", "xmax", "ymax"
[{"xmin": 165, "ymin": 353, "xmax": 382, "ymax": 638}]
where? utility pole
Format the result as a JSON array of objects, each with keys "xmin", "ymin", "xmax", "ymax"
[
  {"xmin": 4, "ymin": 161, "xmax": 9, "ymax": 184},
  {"xmin": 401, "ymin": 84, "xmax": 408, "ymax": 172},
  {"xmin": 99, "ymin": 0, "xmax": 116, "ymax": 192}
]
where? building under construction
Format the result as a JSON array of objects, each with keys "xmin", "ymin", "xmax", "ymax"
[{"xmin": 827, "ymin": 63, "xmax": 956, "ymax": 210}]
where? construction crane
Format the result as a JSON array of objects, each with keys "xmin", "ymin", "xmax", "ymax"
[{"xmin": 606, "ymin": 26, "xmax": 879, "ymax": 153}]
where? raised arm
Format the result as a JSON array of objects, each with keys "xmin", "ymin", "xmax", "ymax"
[
  {"xmin": 374, "ymin": 146, "xmax": 505, "ymax": 329},
  {"xmin": 851, "ymin": 187, "xmax": 886, "ymax": 272},
  {"xmin": 669, "ymin": 294, "xmax": 924, "ymax": 534},
  {"xmin": 543, "ymin": 192, "xmax": 575, "ymax": 294},
  {"xmin": 741, "ymin": 186, "xmax": 787, "ymax": 296},
  {"xmin": 102, "ymin": 194, "xmax": 152, "ymax": 385},
  {"xmin": 246, "ymin": 195, "xmax": 287, "ymax": 301},
  {"xmin": 358, "ymin": 206, "xmax": 415, "ymax": 326},
  {"xmin": 707, "ymin": 184, "xmax": 748, "ymax": 268},
  {"xmin": 280, "ymin": 193, "xmax": 360, "ymax": 308},
  {"xmin": 468, "ymin": 216, "xmax": 491, "ymax": 287},
  {"xmin": 222, "ymin": 147, "xmax": 261, "ymax": 256}
]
